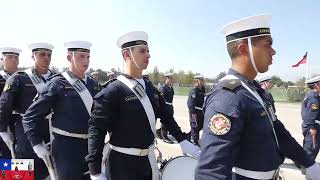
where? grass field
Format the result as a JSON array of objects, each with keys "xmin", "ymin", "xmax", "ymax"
[
  {"xmin": 174, "ymin": 86, "xmax": 305, "ymax": 103},
  {"xmin": 173, "ymin": 86, "xmax": 191, "ymax": 96}
]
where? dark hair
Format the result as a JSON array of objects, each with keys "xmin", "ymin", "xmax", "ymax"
[
  {"xmin": 308, "ymin": 83, "xmax": 317, "ymax": 89},
  {"xmin": 121, "ymin": 47, "xmax": 136, "ymax": 59},
  {"xmin": 226, "ymin": 36, "xmax": 267, "ymax": 59}
]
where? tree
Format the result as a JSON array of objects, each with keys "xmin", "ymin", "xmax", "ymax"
[
  {"xmin": 185, "ymin": 71, "xmax": 194, "ymax": 85},
  {"xmin": 149, "ymin": 66, "xmax": 161, "ymax": 85},
  {"xmin": 213, "ymin": 72, "xmax": 227, "ymax": 83},
  {"xmin": 287, "ymin": 81, "xmax": 294, "ymax": 86},
  {"xmin": 295, "ymin": 77, "xmax": 306, "ymax": 87},
  {"xmin": 271, "ymin": 76, "xmax": 284, "ymax": 87},
  {"xmin": 176, "ymin": 70, "xmax": 185, "ymax": 85},
  {"xmin": 50, "ymin": 66, "xmax": 60, "ymax": 73}
]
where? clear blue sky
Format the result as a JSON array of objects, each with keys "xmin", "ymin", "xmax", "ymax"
[{"xmin": 0, "ymin": 0, "xmax": 318, "ymax": 81}]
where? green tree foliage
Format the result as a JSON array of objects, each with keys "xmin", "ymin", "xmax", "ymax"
[
  {"xmin": 295, "ymin": 77, "xmax": 306, "ymax": 87},
  {"xmin": 149, "ymin": 66, "xmax": 161, "ymax": 85},
  {"xmin": 271, "ymin": 76, "xmax": 284, "ymax": 87},
  {"xmin": 213, "ymin": 72, "xmax": 227, "ymax": 83}
]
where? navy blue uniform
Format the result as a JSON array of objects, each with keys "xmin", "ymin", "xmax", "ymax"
[
  {"xmin": 0, "ymin": 72, "xmax": 12, "ymax": 159},
  {"xmin": 301, "ymin": 91, "xmax": 320, "ymax": 161},
  {"xmin": 0, "ymin": 69, "xmax": 54, "ymax": 180},
  {"xmin": 22, "ymin": 70, "xmax": 101, "ymax": 180},
  {"xmin": 187, "ymin": 85, "xmax": 205, "ymax": 144},
  {"xmin": 195, "ymin": 69, "xmax": 314, "ymax": 180},
  {"xmin": 159, "ymin": 84, "xmax": 174, "ymax": 141},
  {"xmin": 86, "ymin": 75, "xmax": 186, "ymax": 180}
]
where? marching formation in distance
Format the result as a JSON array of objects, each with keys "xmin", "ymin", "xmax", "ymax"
[{"xmin": 0, "ymin": 13, "xmax": 319, "ymax": 180}]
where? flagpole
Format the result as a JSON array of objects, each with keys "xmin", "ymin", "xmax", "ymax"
[{"xmin": 305, "ymin": 52, "xmax": 309, "ymax": 83}]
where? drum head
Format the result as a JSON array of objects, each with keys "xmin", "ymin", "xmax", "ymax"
[{"xmin": 161, "ymin": 156, "xmax": 198, "ymax": 180}]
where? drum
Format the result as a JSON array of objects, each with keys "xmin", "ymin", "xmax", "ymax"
[{"xmin": 161, "ymin": 156, "xmax": 198, "ymax": 180}]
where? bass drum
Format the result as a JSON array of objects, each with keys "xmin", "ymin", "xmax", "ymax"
[{"xmin": 161, "ymin": 156, "xmax": 198, "ymax": 180}]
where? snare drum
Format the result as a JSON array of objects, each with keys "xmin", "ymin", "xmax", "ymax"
[{"xmin": 161, "ymin": 156, "xmax": 198, "ymax": 180}]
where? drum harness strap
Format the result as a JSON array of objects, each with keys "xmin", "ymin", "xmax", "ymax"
[{"xmin": 0, "ymin": 70, "xmax": 9, "ymax": 80}]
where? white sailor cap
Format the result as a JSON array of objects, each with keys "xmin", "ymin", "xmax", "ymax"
[
  {"xmin": 64, "ymin": 41, "xmax": 92, "ymax": 53},
  {"xmin": 142, "ymin": 71, "xmax": 149, "ymax": 77},
  {"xmin": 28, "ymin": 43, "xmax": 54, "ymax": 52},
  {"xmin": 117, "ymin": 31, "xmax": 148, "ymax": 49},
  {"xmin": 221, "ymin": 14, "xmax": 272, "ymax": 43},
  {"xmin": 0, "ymin": 47, "xmax": 22, "ymax": 56},
  {"xmin": 306, "ymin": 76, "xmax": 320, "ymax": 85},
  {"xmin": 194, "ymin": 74, "xmax": 204, "ymax": 80},
  {"xmin": 91, "ymin": 71, "xmax": 99, "ymax": 76},
  {"xmin": 107, "ymin": 71, "xmax": 115, "ymax": 76},
  {"xmin": 164, "ymin": 72, "xmax": 173, "ymax": 78},
  {"xmin": 257, "ymin": 75, "xmax": 272, "ymax": 83}
]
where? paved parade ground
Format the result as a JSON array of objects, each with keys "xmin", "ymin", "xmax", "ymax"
[{"xmin": 155, "ymin": 95, "xmax": 316, "ymax": 180}]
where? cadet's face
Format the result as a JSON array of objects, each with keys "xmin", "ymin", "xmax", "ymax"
[
  {"xmin": 199, "ymin": 79, "xmax": 205, "ymax": 86},
  {"xmin": 316, "ymin": 83, "xmax": 320, "ymax": 92},
  {"xmin": 71, "ymin": 52, "xmax": 90, "ymax": 73},
  {"xmin": 33, "ymin": 51, "xmax": 52, "ymax": 68},
  {"xmin": 252, "ymin": 36, "xmax": 276, "ymax": 73},
  {"xmin": 266, "ymin": 80, "xmax": 273, "ymax": 89},
  {"xmin": 131, "ymin": 46, "xmax": 150, "ymax": 70},
  {"xmin": 92, "ymin": 74, "xmax": 98, "ymax": 80},
  {"xmin": 3, "ymin": 55, "xmax": 19, "ymax": 70},
  {"xmin": 166, "ymin": 77, "xmax": 173, "ymax": 85}
]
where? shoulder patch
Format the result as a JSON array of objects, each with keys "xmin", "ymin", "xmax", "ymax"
[
  {"xmin": 311, "ymin": 103, "xmax": 318, "ymax": 110},
  {"xmin": 221, "ymin": 79, "xmax": 241, "ymax": 91},
  {"xmin": 209, "ymin": 114, "xmax": 231, "ymax": 135}
]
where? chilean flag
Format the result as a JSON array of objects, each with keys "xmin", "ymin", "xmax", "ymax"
[
  {"xmin": 0, "ymin": 159, "xmax": 34, "ymax": 180},
  {"xmin": 292, "ymin": 52, "xmax": 308, "ymax": 67}
]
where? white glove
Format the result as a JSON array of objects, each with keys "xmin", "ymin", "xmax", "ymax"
[
  {"xmin": 0, "ymin": 131, "xmax": 13, "ymax": 148},
  {"xmin": 306, "ymin": 163, "xmax": 320, "ymax": 180},
  {"xmin": 33, "ymin": 144, "xmax": 50, "ymax": 160},
  {"xmin": 179, "ymin": 140, "xmax": 201, "ymax": 159},
  {"xmin": 90, "ymin": 173, "xmax": 107, "ymax": 180}
]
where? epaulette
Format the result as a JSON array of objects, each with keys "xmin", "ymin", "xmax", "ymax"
[
  {"xmin": 101, "ymin": 78, "xmax": 117, "ymax": 88},
  {"xmin": 221, "ymin": 79, "xmax": 242, "ymax": 91},
  {"xmin": 12, "ymin": 71, "xmax": 28, "ymax": 78},
  {"xmin": 17, "ymin": 71, "xmax": 27, "ymax": 75},
  {"xmin": 142, "ymin": 76, "xmax": 151, "ymax": 83},
  {"xmin": 48, "ymin": 73, "xmax": 62, "ymax": 80},
  {"xmin": 143, "ymin": 77, "xmax": 160, "ymax": 93}
]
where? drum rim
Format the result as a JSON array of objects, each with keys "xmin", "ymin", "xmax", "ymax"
[{"xmin": 160, "ymin": 155, "xmax": 197, "ymax": 176}]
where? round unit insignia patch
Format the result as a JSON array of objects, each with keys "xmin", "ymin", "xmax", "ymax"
[
  {"xmin": 209, "ymin": 114, "xmax": 231, "ymax": 135},
  {"xmin": 311, "ymin": 103, "xmax": 318, "ymax": 110}
]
